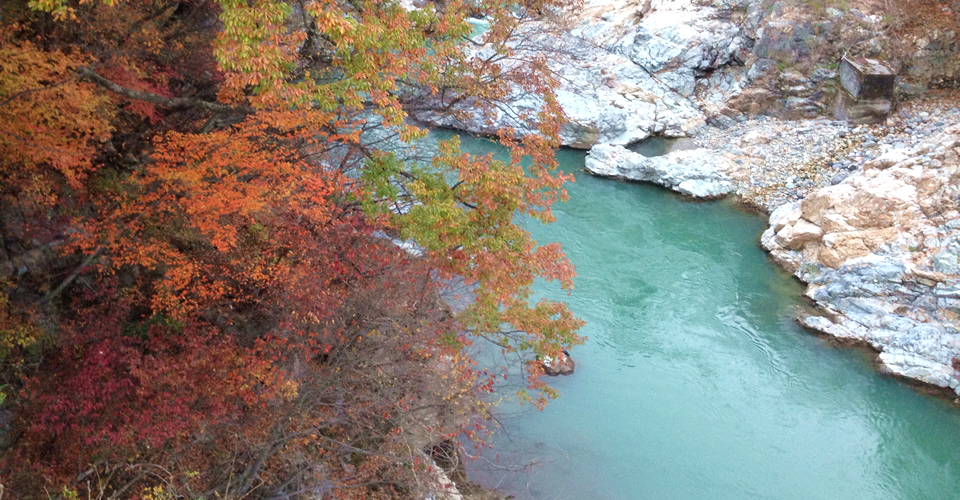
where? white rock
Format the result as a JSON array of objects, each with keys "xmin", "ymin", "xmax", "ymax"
[
  {"xmin": 801, "ymin": 315, "xmax": 864, "ymax": 341},
  {"xmin": 768, "ymin": 201, "xmax": 802, "ymax": 233},
  {"xmin": 584, "ymin": 144, "xmax": 735, "ymax": 198},
  {"xmin": 879, "ymin": 351, "xmax": 957, "ymax": 388},
  {"xmin": 409, "ymin": 0, "xmax": 756, "ymax": 148}
]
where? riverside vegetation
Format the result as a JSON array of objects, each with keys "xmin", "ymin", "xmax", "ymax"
[{"xmin": 0, "ymin": 0, "xmax": 586, "ymax": 498}]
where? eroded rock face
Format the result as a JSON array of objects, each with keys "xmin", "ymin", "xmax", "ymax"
[
  {"xmin": 584, "ymin": 144, "xmax": 735, "ymax": 198},
  {"xmin": 613, "ymin": 7, "xmax": 748, "ymax": 75},
  {"xmin": 905, "ymin": 29, "xmax": 960, "ymax": 89},
  {"xmin": 410, "ymin": 0, "xmax": 764, "ymax": 149},
  {"xmin": 762, "ymin": 124, "xmax": 960, "ymax": 393},
  {"xmin": 408, "ymin": 32, "xmax": 701, "ymax": 148},
  {"xmin": 754, "ymin": 19, "xmax": 818, "ymax": 61},
  {"xmin": 412, "ymin": 0, "xmax": 960, "ymax": 147}
]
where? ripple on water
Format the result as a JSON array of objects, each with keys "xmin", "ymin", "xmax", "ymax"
[{"xmin": 715, "ymin": 302, "xmax": 794, "ymax": 383}]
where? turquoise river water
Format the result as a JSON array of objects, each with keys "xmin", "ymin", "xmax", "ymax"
[{"xmin": 445, "ymin": 136, "xmax": 960, "ymax": 500}]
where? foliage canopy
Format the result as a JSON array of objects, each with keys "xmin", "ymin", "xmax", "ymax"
[{"xmin": 0, "ymin": 0, "xmax": 583, "ymax": 497}]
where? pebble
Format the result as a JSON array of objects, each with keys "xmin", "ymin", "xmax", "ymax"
[{"xmin": 691, "ymin": 116, "xmax": 856, "ymax": 209}]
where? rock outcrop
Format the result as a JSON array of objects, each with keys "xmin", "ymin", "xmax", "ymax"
[
  {"xmin": 762, "ymin": 121, "xmax": 960, "ymax": 394},
  {"xmin": 585, "ymin": 144, "xmax": 735, "ymax": 199},
  {"xmin": 408, "ymin": 36, "xmax": 700, "ymax": 148},
  {"xmin": 410, "ymin": 0, "xmax": 763, "ymax": 148},
  {"xmin": 902, "ymin": 28, "xmax": 960, "ymax": 92},
  {"xmin": 412, "ymin": 0, "xmax": 960, "ymax": 150}
]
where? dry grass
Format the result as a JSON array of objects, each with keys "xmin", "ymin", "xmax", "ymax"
[
  {"xmin": 881, "ymin": 0, "xmax": 960, "ymax": 36},
  {"xmin": 789, "ymin": 0, "xmax": 959, "ymax": 33}
]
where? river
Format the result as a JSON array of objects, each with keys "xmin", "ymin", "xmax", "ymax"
[{"xmin": 444, "ymin": 135, "xmax": 960, "ymax": 500}]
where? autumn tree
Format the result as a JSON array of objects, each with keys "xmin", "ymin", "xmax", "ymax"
[{"xmin": 0, "ymin": 0, "xmax": 584, "ymax": 497}]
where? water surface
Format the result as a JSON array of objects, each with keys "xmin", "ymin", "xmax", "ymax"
[{"xmin": 450, "ymin": 136, "xmax": 960, "ymax": 500}]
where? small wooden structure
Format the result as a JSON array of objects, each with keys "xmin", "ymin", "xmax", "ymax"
[
  {"xmin": 839, "ymin": 57, "xmax": 896, "ymax": 100},
  {"xmin": 834, "ymin": 56, "xmax": 896, "ymax": 124}
]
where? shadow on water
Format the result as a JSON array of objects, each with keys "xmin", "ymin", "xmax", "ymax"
[{"xmin": 441, "ymin": 134, "xmax": 960, "ymax": 500}]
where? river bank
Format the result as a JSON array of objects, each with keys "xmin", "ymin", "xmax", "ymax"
[{"xmin": 757, "ymin": 96, "xmax": 960, "ymax": 398}]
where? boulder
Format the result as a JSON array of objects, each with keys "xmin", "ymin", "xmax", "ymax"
[
  {"xmin": 834, "ymin": 57, "xmax": 895, "ymax": 125},
  {"xmin": 541, "ymin": 351, "xmax": 575, "ymax": 376},
  {"xmin": 776, "ymin": 218, "xmax": 823, "ymax": 250},
  {"xmin": 584, "ymin": 144, "xmax": 735, "ymax": 199},
  {"xmin": 833, "ymin": 90, "xmax": 892, "ymax": 125}
]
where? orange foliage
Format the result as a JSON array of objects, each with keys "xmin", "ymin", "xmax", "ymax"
[{"xmin": 0, "ymin": 38, "xmax": 114, "ymax": 216}]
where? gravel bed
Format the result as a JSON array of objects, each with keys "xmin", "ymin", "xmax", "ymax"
[{"xmin": 690, "ymin": 99, "xmax": 960, "ymax": 212}]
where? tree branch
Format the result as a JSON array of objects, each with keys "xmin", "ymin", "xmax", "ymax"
[
  {"xmin": 0, "ymin": 128, "xmax": 79, "ymax": 156},
  {"xmin": 76, "ymin": 66, "xmax": 253, "ymax": 115},
  {"xmin": 0, "ymin": 78, "xmax": 72, "ymax": 108},
  {"xmin": 42, "ymin": 247, "xmax": 102, "ymax": 304}
]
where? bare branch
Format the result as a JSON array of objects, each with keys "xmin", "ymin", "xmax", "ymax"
[
  {"xmin": 41, "ymin": 247, "xmax": 102, "ymax": 304},
  {"xmin": 76, "ymin": 66, "xmax": 252, "ymax": 115},
  {"xmin": 0, "ymin": 128, "xmax": 79, "ymax": 156},
  {"xmin": 0, "ymin": 77, "xmax": 72, "ymax": 108}
]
